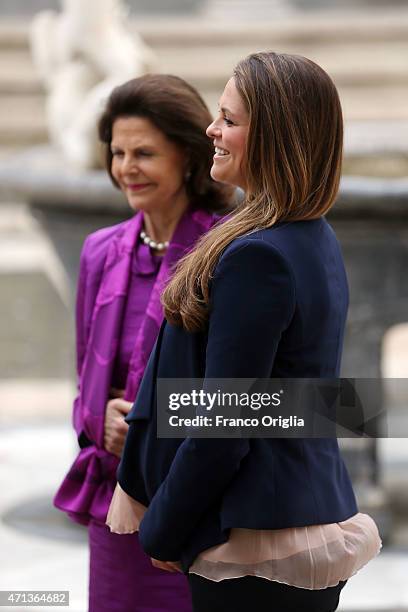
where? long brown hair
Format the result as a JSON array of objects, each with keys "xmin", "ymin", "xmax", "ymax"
[
  {"xmin": 162, "ymin": 52, "xmax": 344, "ymax": 331},
  {"xmin": 98, "ymin": 74, "xmax": 232, "ymax": 212}
]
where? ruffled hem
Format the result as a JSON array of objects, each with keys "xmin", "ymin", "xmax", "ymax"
[
  {"xmin": 105, "ymin": 484, "xmax": 382, "ymax": 590},
  {"xmin": 189, "ymin": 540, "xmax": 382, "ymax": 590},
  {"xmin": 54, "ymin": 446, "xmax": 118, "ymax": 525},
  {"xmin": 189, "ymin": 514, "xmax": 382, "ymax": 589}
]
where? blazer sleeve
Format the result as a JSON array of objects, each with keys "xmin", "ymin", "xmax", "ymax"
[{"xmin": 138, "ymin": 238, "xmax": 296, "ymax": 561}]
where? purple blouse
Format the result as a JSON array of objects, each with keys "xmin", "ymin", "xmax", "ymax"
[{"xmin": 112, "ymin": 243, "xmax": 162, "ymax": 389}]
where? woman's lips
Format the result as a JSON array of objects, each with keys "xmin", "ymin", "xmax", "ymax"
[
  {"xmin": 213, "ymin": 146, "xmax": 231, "ymax": 161},
  {"xmin": 126, "ymin": 183, "xmax": 152, "ymax": 192}
]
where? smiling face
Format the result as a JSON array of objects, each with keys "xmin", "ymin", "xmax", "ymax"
[
  {"xmin": 110, "ymin": 116, "xmax": 188, "ymax": 215},
  {"xmin": 206, "ymin": 77, "xmax": 249, "ymax": 190}
]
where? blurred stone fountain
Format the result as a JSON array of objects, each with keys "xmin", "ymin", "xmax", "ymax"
[{"xmin": 29, "ymin": 0, "xmax": 156, "ymax": 170}]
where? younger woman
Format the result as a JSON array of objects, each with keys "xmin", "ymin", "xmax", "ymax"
[{"xmin": 109, "ymin": 53, "xmax": 381, "ymax": 612}]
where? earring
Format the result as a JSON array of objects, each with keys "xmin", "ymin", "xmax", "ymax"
[{"xmin": 185, "ymin": 169, "xmax": 192, "ymax": 182}]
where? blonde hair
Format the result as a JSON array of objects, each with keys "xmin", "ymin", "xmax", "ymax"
[{"xmin": 162, "ymin": 52, "xmax": 344, "ymax": 332}]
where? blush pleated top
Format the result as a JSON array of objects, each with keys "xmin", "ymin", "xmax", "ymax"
[{"xmin": 106, "ymin": 483, "xmax": 381, "ymax": 590}]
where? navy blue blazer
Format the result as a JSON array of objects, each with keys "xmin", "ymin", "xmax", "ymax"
[{"xmin": 118, "ymin": 218, "xmax": 358, "ymax": 570}]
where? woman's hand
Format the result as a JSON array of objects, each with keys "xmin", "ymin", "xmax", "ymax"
[
  {"xmin": 151, "ymin": 558, "xmax": 182, "ymax": 573},
  {"xmin": 104, "ymin": 388, "xmax": 132, "ymax": 458}
]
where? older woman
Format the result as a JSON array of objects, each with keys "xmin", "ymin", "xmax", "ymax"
[
  {"xmin": 109, "ymin": 53, "xmax": 381, "ymax": 612},
  {"xmin": 54, "ymin": 74, "xmax": 232, "ymax": 612}
]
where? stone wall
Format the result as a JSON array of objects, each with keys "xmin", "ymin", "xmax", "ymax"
[
  {"xmin": 1, "ymin": 0, "xmax": 406, "ymax": 16},
  {"xmin": 0, "ymin": 0, "xmax": 202, "ymax": 16}
]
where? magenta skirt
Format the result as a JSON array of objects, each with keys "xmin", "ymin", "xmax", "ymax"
[{"xmin": 88, "ymin": 519, "xmax": 192, "ymax": 612}]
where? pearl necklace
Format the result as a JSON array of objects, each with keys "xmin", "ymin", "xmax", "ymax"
[{"xmin": 140, "ymin": 229, "xmax": 169, "ymax": 252}]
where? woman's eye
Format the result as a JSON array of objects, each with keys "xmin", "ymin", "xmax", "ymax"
[
  {"xmin": 223, "ymin": 117, "xmax": 234, "ymax": 126},
  {"xmin": 111, "ymin": 150, "xmax": 123, "ymax": 157},
  {"xmin": 138, "ymin": 150, "xmax": 153, "ymax": 157}
]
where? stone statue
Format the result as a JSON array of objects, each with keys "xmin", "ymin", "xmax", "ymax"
[{"xmin": 29, "ymin": 0, "xmax": 157, "ymax": 170}]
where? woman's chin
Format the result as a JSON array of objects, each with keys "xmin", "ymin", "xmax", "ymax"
[
  {"xmin": 126, "ymin": 197, "xmax": 151, "ymax": 214},
  {"xmin": 210, "ymin": 165, "xmax": 229, "ymax": 185},
  {"xmin": 211, "ymin": 167, "xmax": 242, "ymax": 190}
]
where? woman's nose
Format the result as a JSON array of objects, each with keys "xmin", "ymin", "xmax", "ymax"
[
  {"xmin": 122, "ymin": 154, "xmax": 138, "ymax": 174},
  {"xmin": 206, "ymin": 119, "xmax": 220, "ymax": 138}
]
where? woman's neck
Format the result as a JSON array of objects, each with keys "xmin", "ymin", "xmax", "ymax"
[{"xmin": 143, "ymin": 193, "xmax": 189, "ymax": 244}]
